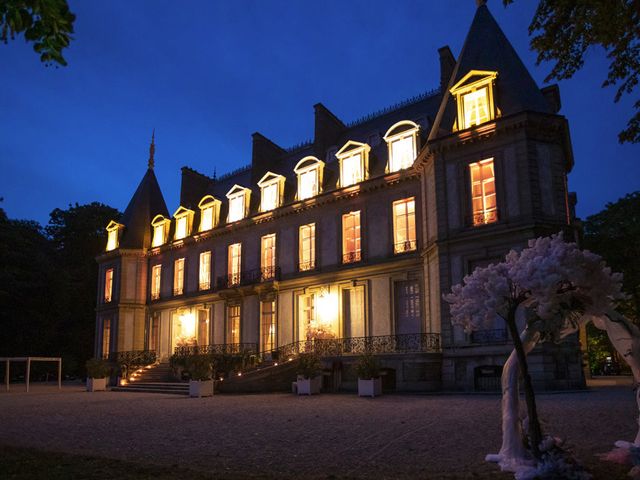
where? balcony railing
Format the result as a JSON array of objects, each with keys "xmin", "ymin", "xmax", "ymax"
[
  {"xmin": 342, "ymin": 251, "xmax": 361, "ymax": 264},
  {"xmin": 470, "ymin": 209, "xmax": 498, "ymax": 227},
  {"xmin": 297, "ymin": 260, "xmax": 316, "ymax": 272},
  {"xmin": 394, "ymin": 239, "xmax": 417, "ymax": 254},
  {"xmin": 174, "ymin": 343, "xmax": 258, "ymax": 356},
  {"xmin": 109, "ymin": 350, "xmax": 157, "ymax": 378},
  {"xmin": 217, "ymin": 267, "xmax": 281, "ymax": 289},
  {"xmin": 470, "ymin": 329, "xmax": 508, "ymax": 344}
]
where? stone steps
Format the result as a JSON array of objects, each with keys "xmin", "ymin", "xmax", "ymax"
[{"xmin": 112, "ymin": 382, "xmax": 189, "ymax": 395}]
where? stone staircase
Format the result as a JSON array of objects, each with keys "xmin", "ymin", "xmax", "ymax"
[
  {"xmin": 218, "ymin": 359, "xmax": 300, "ymax": 393},
  {"xmin": 111, "ymin": 362, "xmax": 189, "ymax": 395}
]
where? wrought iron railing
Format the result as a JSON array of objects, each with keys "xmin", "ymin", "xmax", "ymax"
[
  {"xmin": 174, "ymin": 343, "xmax": 258, "ymax": 357},
  {"xmin": 470, "ymin": 329, "xmax": 508, "ymax": 344},
  {"xmin": 394, "ymin": 240, "xmax": 417, "ymax": 254},
  {"xmin": 216, "ymin": 267, "xmax": 281, "ymax": 289},
  {"xmin": 297, "ymin": 260, "xmax": 316, "ymax": 272},
  {"xmin": 110, "ymin": 350, "xmax": 157, "ymax": 378},
  {"xmin": 342, "ymin": 251, "xmax": 361, "ymax": 264},
  {"xmin": 469, "ymin": 209, "xmax": 499, "ymax": 227}
]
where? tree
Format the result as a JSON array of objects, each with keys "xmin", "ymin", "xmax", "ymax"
[
  {"xmin": 505, "ymin": 0, "xmax": 640, "ymax": 143},
  {"xmin": 1, "ymin": 0, "xmax": 75, "ymax": 66},
  {"xmin": 446, "ymin": 234, "xmax": 624, "ymax": 478}
]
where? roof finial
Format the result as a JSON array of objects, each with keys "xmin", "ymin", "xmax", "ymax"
[
  {"xmin": 476, "ymin": 0, "xmax": 487, "ymax": 6},
  {"xmin": 148, "ymin": 129, "xmax": 155, "ymax": 169},
  {"xmin": 213, "ymin": 166, "xmax": 217, "ymax": 181}
]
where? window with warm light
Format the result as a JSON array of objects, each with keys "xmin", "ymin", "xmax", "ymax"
[
  {"xmin": 393, "ymin": 197, "xmax": 417, "ymax": 253},
  {"xmin": 199, "ymin": 251, "xmax": 211, "ymax": 290},
  {"xmin": 470, "ymin": 158, "xmax": 498, "ymax": 226},
  {"xmin": 261, "ymin": 233, "xmax": 276, "ymax": 280},
  {"xmin": 105, "ymin": 220, "xmax": 123, "ymax": 252},
  {"xmin": 151, "ymin": 215, "xmax": 169, "ymax": 247},
  {"xmin": 173, "ymin": 207, "xmax": 194, "ymax": 241},
  {"xmin": 298, "ymin": 223, "xmax": 315, "ymax": 271},
  {"xmin": 102, "ymin": 319, "xmax": 111, "ymax": 359},
  {"xmin": 175, "ymin": 216, "xmax": 187, "ymax": 240},
  {"xmin": 450, "ymin": 70, "xmax": 497, "ymax": 131},
  {"xmin": 227, "ymin": 304, "xmax": 241, "ymax": 345},
  {"xmin": 384, "ymin": 121, "xmax": 419, "ymax": 173},
  {"xmin": 104, "ymin": 268, "xmax": 113, "ymax": 303},
  {"xmin": 258, "ymin": 172, "xmax": 284, "ymax": 212},
  {"xmin": 198, "ymin": 195, "xmax": 220, "ymax": 232},
  {"xmin": 260, "ymin": 300, "xmax": 276, "ymax": 353},
  {"xmin": 342, "ymin": 211, "xmax": 361, "ymax": 263},
  {"xmin": 336, "ymin": 141, "xmax": 370, "ymax": 187},
  {"xmin": 173, "ymin": 258, "xmax": 185, "ymax": 296},
  {"xmin": 200, "ymin": 205, "xmax": 213, "ymax": 231},
  {"xmin": 226, "ymin": 185, "xmax": 250, "ymax": 223},
  {"xmin": 151, "ymin": 264, "xmax": 161, "ymax": 300},
  {"xmin": 294, "ymin": 157, "xmax": 324, "ymax": 200},
  {"xmin": 228, "ymin": 243, "xmax": 242, "ymax": 286}
]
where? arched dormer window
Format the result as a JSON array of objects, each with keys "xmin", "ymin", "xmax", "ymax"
[
  {"xmin": 226, "ymin": 185, "xmax": 251, "ymax": 223},
  {"xmin": 450, "ymin": 70, "xmax": 498, "ymax": 131},
  {"xmin": 336, "ymin": 141, "xmax": 370, "ymax": 188},
  {"xmin": 257, "ymin": 172, "xmax": 285, "ymax": 212},
  {"xmin": 384, "ymin": 120, "xmax": 420, "ymax": 172},
  {"xmin": 198, "ymin": 195, "xmax": 221, "ymax": 232},
  {"xmin": 173, "ymin": 206, "xmax": 195, "ymax": 241},
  {"xmin": 294, "ymin": 156, "xmax": 324, "ymax": 200},
  {"xmin": 105, "ymin": 220, "xmax": 124, "ymax": 251},
  {"xmin": 151, "ymin": 214, "xmax": 170, "ymax": 248}
]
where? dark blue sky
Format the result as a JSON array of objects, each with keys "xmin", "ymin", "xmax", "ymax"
[{"xmin": 1, "ymin": 0, "xmax": 638, "ymax": 225}]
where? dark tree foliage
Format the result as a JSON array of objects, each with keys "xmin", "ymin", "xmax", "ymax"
[
  {"xmin": 0, "ymin": 202, "xmax": 120, "ymax": 377},
  {"xmin": 1, "ymin": 0, "xmax": 75, "ymax": 66},
  {"xmin": 505, "ymin": 0, "xmax": 640, "ymax": 143}
]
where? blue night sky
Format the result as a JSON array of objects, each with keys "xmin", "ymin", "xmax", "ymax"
[{"xmin": 1, "ymin": 0, "xmax": 638, "ymax": 225}]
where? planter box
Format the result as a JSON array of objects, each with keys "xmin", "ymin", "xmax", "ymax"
[
  {"xmin": 358, "ymin": 377, "xmax": 382, "ymax": 397},
  {"xmin": 296, "ymin": 375, "xmax": 322, "ymax": 395},
  {"xmin": 86, "ymin": 377, "xmax": 107, "ymax": 392},
  {"xmin": 189, "ymin": 379, "xmax": 214, "ymax": 398}
]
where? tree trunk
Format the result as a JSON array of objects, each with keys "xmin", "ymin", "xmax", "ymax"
[{"xmin": 506, "ymin": 307, "xmax": 543, "ymax": 459}]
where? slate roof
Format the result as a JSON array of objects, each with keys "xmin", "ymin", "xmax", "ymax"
[
  {"xmin": 428, "ymin": 3, "xmax": 551, "ymax": 141},
  {"xmin": 119, "ymin": 167, "xmax": 169, "ymax": 249}
]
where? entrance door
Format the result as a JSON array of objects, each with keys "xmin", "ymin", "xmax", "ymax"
[
  {"xmin": 342, "ymin": 286, "xmax": 365, "ymax": 338},
  {"xmin": 395, "ymin": 280, "xmax": 421, "ymax": 334}
]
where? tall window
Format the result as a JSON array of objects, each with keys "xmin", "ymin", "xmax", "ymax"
[
  {"xmin": 173, "ymin": 207, "xmax": 193, "ymax": 241},
  {"xmin": 260, "ymin": 300, "xmax": 276, "ymax": 352},
  {"xmin": 393, "ymin": 198, "xmax": 417, "ymax": 253},
  {"xmin": 151, "ymin": 215, "xmax": 169, "ymax": 247},
  {"xmin": 199, "ymin": 251, "xmax": 211, "ymax": 290},
  {"xmin": 151, "ymin": 264, "xmax": 161, "ymax": 300},
  {"xmin": 227, "ymin": 304, "xmax": 241, "ymax": 345},
  {"xmin": 261, "ymin": 234, "xmax": 276, "ymax": 280},
  {"xmin": 106, "ymin": 220, "xmax": 123, "ymax": 252},
  {"xmin": 295, "ymin": 157, "xmax": 324, "ymax": 200},
  {"xmin": 104, "ymin": 268, "xmax": 114, "ymax": 303},
  {"xmin": 470, "ymin": 158, "xmax": 497, "ymax": 225},
  {"xmin": 340, "ymin": 152, "xmax": 363, "ymax": 187},
  {"xmin": 175, "ymin": 216, "xmax": 188, "ymax": 240},
  {"xmin": 102, "ymin": 319, "xmax": 111, "ymax": 359},
  {"xmin": 228, "ymin": 243, "xmax": 242, "ymax": 286},
  {"xmin": 395, "ymin": 280, "xmax": 422, "ymax": 335},
  {"xmin": 199, "ymin": 196, "xmax": 220, "ymax": 232},
  {"xmin": 298, "ymin": 223, "xmax": 316, "ymax": 271},
  {"xmin": 228, "ymin": 194, "xmax": 245, "ymax": 223},
  {"xmin": 450, "ymin": 70, "xmax": 497, "ymax": 130},
  {"xmin": 173, "ymin": 258, "xmax": 185, "ymax": 296},
  {"xmin": 200, "ymin": 205, "xmax": 213, "ymax": 231},
  {"xmin": 257, "ymin": 173, "xmax": 284, "ymax": 212},
  {"xmin": 385, "ymin": 121, "xmax": 419, "ymax": 173},
  {"xmin": 463, "ymin": 87, "xmax": 490, "ymax": 128},
  {"xmin": 342, "ymin": 211, "xmax": 361, "ymax": 264}
]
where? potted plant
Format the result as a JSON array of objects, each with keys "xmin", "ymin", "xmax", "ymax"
[
  {"xmin": 186, "ymin": 354, "xmax": 214, "ymax": 398},
  {"xmin": 296, "ymin": 353, "xmax": 323, "ymax": 395},
  {"xmin": 355, "ymin": 354, "xmax": 382, "ymax": 397},
  {"xmin": 85, "ymin": 358, "xmax": 111, "ymax": 392}
]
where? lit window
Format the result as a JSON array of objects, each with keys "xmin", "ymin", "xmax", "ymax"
[
  {"xmin": 105, "ymin": 221, "xmax": 123, "ymax": 252},
  {"xmin": 294, "ymin": 157, "xmax": 324, "ymax": 200},
  {"xmin": 199, "ymin": 251, "xmax": 211, "ymax": 290},
  {"xmin": 151, "ymin": 264, "xmax": 161, "ymax": 300},
  {"xmin": 261, "ymin": 233, "xmax": 276, "ymax": 280},
  {"xmin": 227, "ymin": 304, "xmax": 241, "ymax": 345},
  {"xmin": 342, "ymin": 211, "xmax": 361, "ymax": 263},
  {"xmin": 261, "ymin": 300, "xmax": 276, "ymax": 353},
  {"xmin": 336, "ymin": 141, "xmax": 370, "ymax": 187},
  {"xmin": 393, "ymin": 198, "xmax": 417, "ymax": 253},
  {"xmin": 450, "ymin": 70, "xmax": 497, "ymax": 131},
  {"xmin": 173, "ymin": 207, "xmax": 194, "ymax": 241},
  {"xmin": 298, "ymin": 223, "xmax": 316, "ymax": 271},
  {"xmin": 104, "ymin": 268, "xmax": 114, "ymax": 303},
  {"xmin": 102, "ymin": 319, "xmax": 111, "ymax": 359},
  {"xmin": 470, "ymin": 158, "xmax": 497, "ymax": 225},
  {"xmin": 384, "ymin": 121, "xmax": 419, "ymax": 173},
  {"xmin": 198, "ymin": 195, "xmax": 220, "ymax": 232},
  {"xmin": 173, "ymin": 258, "xmax": 185, "ymax": 296},
  {"xmin": 226, "ymin": 185, "xmax": 250, "ymax": 223},
  {"xmin": 151, "ymin": 215, "xmax": 169, "ymax": 247},
  {"xmin": 258, "ymin": 172, "xmax": 284, "ymax": 212},
  {"xmin": 228, "ymin": 243, "xmax": 242, "ymax": 286}
]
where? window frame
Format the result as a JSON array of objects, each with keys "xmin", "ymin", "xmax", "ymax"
[
  {"xmin": 199, "ymin": 250, "xmax": 212, "ymax": 291},
  {"xmin": 173, "ymin": 258, "xmax": 185, "ymax": 296},
  {"xmin": 198, "ymin": 195, "xmax": 221, "ymax": 232},
  {"xmin": 335, "ymin": 141, "xmax": 370, "ymax": 188},
  {"xmin": 105, "ymin": 220, "xmax": 123, "ymax": 252},
  {"xmin": 151, "ymin": 264, "xmax": 162, "ymax": 300},
  {"xmin": 384, "ymin": 121, "xmax": 420, "ymax": 173},
  {"xmin": 341, "ymin": 211, "xmax": 362, "ymax": 264},
  {"xmin": 257, "ymin": 172, "xmax": 285, "ymax": 212},
  {"xmin": 392, "ymin": 197, "xmax": 417, "ymax": 254},
  {"xmin": 226, "ymin": 185, "xmax": 251, "ymax": 223},
  {"xmin": 298, "ymin": 223, "xmax": 316, "ymax": 271},
  {"xmin": 468, "ymin": 157, "xmax": 498, "ymax": 226},
  {"xmin": 227, "ymin": 242, "xmax": 242, "ymax": 286},
  {"xmin": 294, "ymin": 157, "xmax": 324, "ymax": 200},
  {"xmin": 151, "ymin": 215, "xmax": 170, "ymax": 248},
  {"xmin": 261, "ymin": 233, "xmax": 277, "ymax": 280},
  {"xmin": 173, "ymin": 206, "xmax": 194, "ymax": 241},
  {"xmin": 104, "ymin": 268, "xmax": 114, "ymax": 303},
  {"xmin": 450, "ymin": 70, "xmax": 498, "ymax": 131}
]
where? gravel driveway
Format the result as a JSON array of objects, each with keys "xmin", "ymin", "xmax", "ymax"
[{"xmin": 0, "ymin": 385, "xmax": 636, "ymax": 479}]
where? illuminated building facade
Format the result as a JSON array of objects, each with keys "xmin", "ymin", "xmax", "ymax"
[{"xmin": 95, "ymin": 3, "xmax": 584, "ymax": 391}]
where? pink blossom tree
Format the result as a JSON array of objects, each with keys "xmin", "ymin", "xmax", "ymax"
[{"xmin": 445, "ymin": 234, "xmax": 626, "ymax": 476}]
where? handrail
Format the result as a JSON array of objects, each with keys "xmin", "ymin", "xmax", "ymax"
[{"xmin": 174, "ymin": 343, "xmax": 258, "ymax": 356}]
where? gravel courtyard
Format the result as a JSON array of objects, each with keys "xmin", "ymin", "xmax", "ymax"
[{"xmin": 0, "ymin": 385, "xmax": 636, "ymax": 479}]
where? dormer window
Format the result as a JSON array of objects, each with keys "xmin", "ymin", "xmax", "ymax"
[
  {"xmin": 384, "ymin": 121, "xmax": 419, "ymax": 172},
  {"xmin": 198, "ymin": 195, "xmax": 221, "ymax": 232},
  {"xmin": 226, "ymin": 185, "xmax": 251, "ymax": 223},
  {"xmin": 173, "ymin": 206, "xmax": 194, "ymax": 241},
  {"xmin": 450, "ymin": 70, "xmax": 498, "ymax": 131},
  {"xmin": 151, "ymin": 214, "xmax": 170, "ymax": 247},
  {"xmin": 336, "ymin": 141, "xmax": 370, "ymax": 187},
  {"xmin": 105, "ymin": 220, "xmax": 124, "ymax": 252},
  {"xmin": 257, "ymin": 172, "xmax": 285, "ymax": 212},
  {"xmin": 294, "ymin": 156, "xmax": 324, "ymax": 200}
]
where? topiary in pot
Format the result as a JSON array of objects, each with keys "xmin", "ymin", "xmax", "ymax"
[
  {"xmin": 186, "ymin": 354, "xmax": 214, "ymax": 398},
  {"xmin": 296, "ymin": 353, "xmax": 323, "ymax": 395},
  {"xmin": 355, "ymin": 354, "xmax": 382, "ymax": 398},
  {"xmin": 85, "ymin": 358, "xmax": 111, "ymax": 392}
]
